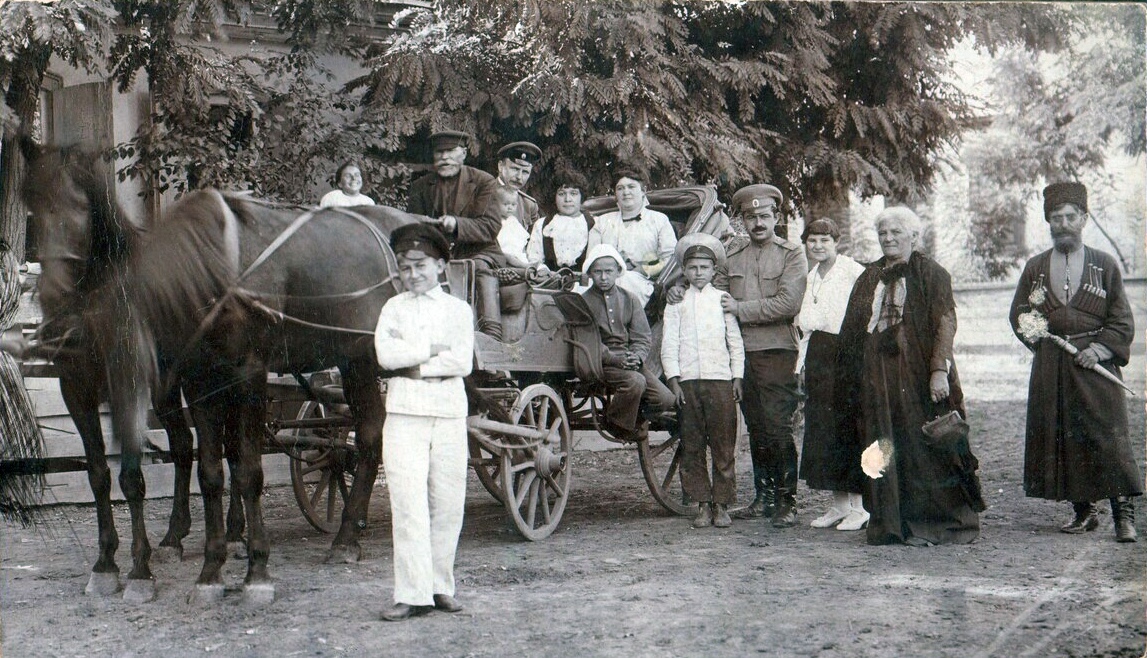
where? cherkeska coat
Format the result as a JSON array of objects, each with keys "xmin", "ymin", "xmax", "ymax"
[{"xmin": 1008, "ymin": 246, "xmax": 1142, "ymax": 503}]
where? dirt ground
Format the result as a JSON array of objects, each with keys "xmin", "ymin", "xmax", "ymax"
[{"xmin": 1, "ymin": 396, "xmax": 1144, "ymax": 658}]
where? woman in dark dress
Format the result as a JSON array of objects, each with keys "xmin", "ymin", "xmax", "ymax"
[
  {"xmin": 796, "ymin": 219, "xmax": 868, "ymax": 531},
  {"xmin": 836, "ymin": 207, "xmax": 985, "ymax": 546}
]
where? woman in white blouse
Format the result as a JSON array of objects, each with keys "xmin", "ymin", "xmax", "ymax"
[{"xmin": 795, "ymin": 218, "xmax": 868, "ymax": 531}]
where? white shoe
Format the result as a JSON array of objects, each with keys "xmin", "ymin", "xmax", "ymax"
[
  {"xmin": 810, "ymin": 507, "xmax": 849, "ymax": 528},
  {"xmin": 836, "ymin": 509, "xmax": 870, "ymax": 531}
]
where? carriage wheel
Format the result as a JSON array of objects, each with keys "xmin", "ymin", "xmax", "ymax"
[
  {"xmin": 288, "ymin": 401, "xmax": 354, "ymax": 534},
  {"xmin": 499, "ymin": 384, "xmax": 573, "ymax": 541},
  {"xmin": 637, "ymin": 429, "xmax": 691, "ymax": 516},
  {"xmin": 468, "ymin": 390, "xmax": 516, "ymax": 504},
  {"xmin": 468, "ymin": 432, "xmax": 505, "ymax": 505}
]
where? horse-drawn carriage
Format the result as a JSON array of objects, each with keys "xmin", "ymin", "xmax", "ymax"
[
  {"xmin": 13, "ymin": 137, "xmax": 733, "ymax": 602},
  {"xmin": 270, "ymin": 184, "xmax": 734, "ymax": 541}
]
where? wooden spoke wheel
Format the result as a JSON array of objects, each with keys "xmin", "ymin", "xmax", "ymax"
[
  {"xmin": 468, "ymin": 389, "xmax": 516, "ymax": 505},
  {"xmin": 468, "ymin": 432, "xmax": 505, "ymax": 505},
  {"xmin": 499, "ymin": 384, "xmax": 572, "ymax": 541},
  {"xmin": 288, "ymin": 401, "xmax": 355, "ymax": 534},
  {"xmin": 637, "ymin": 429, "xmax": 691, "ymax": 516}
]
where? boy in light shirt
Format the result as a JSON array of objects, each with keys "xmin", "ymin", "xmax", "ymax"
[
  {"xmin": 661, "ymin": 233, "xmax": 745, "ymax": 528},
  {"xmin": 374, "ymin": 223, "xmax": 474, "ymax": 621}
]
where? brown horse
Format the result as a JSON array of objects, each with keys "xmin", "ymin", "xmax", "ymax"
[
  {"xmin": 18, "ymin": 139, "xmax": 249, "ymax": 602},
  {"xmin": 22, "ymin": 138, "xmax": 418, "ymax": 603}
]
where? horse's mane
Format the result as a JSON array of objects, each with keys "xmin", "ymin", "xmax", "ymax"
[
  {"xmin": 128, "ymin": 190, "xmax": 244, "ymax": 351},
  {"xmin": 21, "ymin": 144, "xmax": 137, "ymax": 298}
]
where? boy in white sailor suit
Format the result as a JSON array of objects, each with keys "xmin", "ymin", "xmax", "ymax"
[{"xmin": 374, "ymin": 223, "xmax": 474, "ymax": 621}]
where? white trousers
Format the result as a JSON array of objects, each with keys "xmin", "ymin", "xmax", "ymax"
[{"xmin": 382, "ymin": 413, "xmax": 468, "ymax": 606}]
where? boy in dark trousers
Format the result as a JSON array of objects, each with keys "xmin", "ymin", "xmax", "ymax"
[{"xmin": 661, "ymin": 234, "xmax": 745, "ymax": 528}]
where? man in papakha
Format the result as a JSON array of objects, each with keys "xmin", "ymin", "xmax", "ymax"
[{"xmin": 1008, "ymin": 181, "xmax": 1141, "ymax": 542}]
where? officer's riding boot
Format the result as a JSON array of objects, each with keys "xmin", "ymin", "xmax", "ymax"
[
  {"xmin": 1111, "ymin": 497, "xmax": 1137, "ymax": 543},
  {"xmin": 732, "ymin": 467, "xmax": 774, "ymax": 519},
  {"xmin": 475, "ymin": 269, "xmax": 503, "ymax": 340},
  {"xmin": 771, "ymin": 448, "xmax": 799, "ymax": 528},
  {"xmin": 1060, "ymin": 501, "xmax": 1099, "ymax": 534}
]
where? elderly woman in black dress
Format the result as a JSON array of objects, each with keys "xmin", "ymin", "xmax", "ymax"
[{"xmin": 836, "ymin": 207, "xmax": 985, "ymax": 546}]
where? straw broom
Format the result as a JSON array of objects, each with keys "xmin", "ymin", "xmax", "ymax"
[{"xmin": 0, "ymin": 243, "xmax": 44, "ymax": 526}]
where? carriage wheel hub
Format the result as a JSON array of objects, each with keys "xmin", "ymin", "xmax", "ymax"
[{"xmin": 534, "ymin": 446, "xmax": 565, "ymax": 475}]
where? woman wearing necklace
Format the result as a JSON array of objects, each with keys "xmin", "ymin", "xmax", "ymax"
[
  {"xmin": 835, "ymin": 207, "xmax": 985, "ymax": 546},
  {"xmin": 795, "ymin": 219, "xmax": 867, "ymax": 530}
]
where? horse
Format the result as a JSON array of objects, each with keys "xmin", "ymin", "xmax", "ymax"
[
  {"xmin": 23, "ymin": 138, "xmax": 422, "ymax": 603},
  {"xmin": 17, "ymin": 139, "xmax": 248, "ymax": 601}
]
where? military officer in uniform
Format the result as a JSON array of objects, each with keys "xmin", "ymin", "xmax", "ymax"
[
  {"xmin": 494, "ymin": 141, "xmax": 543, "ymax": 231},
  {"xmin": 723, "ymin": 184, "xmax": 808, "ymax": 527}
]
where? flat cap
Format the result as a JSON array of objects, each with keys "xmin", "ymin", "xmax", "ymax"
[
  {"xmin": 497, "ymin": 141, "xmax": 542, "ymax": 165},
  {"xmin": 730, "ymin": 184, "xmax": 783, "ymax": 213},
  {"xmin": 390, "ymin": 222, "xmax": 451, "ymax": 263},
  {"xmin": 1043, "ymin": 181, "xmax": 1088, "ymax": 216},
  {"xmin": 674, "ymin": 232, "xmax": 726, "ymax": 269},
  {"xmin": 429, "ymin": 130, "xmax": 471, "ymax": 151}
]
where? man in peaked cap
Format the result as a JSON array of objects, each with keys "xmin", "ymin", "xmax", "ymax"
[
  {"xmin": 406, "ymin": 130, "xmax": 501, "ymax": 263},
  {"xmin": 495, "ymin": 141, "xmax": 543, "ymax": 231},
  {"xmin": 1009, "ymin": 181, "xmax": 1140, "ymax": 542},
  {"xmin": 374, "ymin": 221, "xmax": 475, "ymax": 621},
  {"xmin": 722, "ymin": 183, "xmax": 808, "ymax": 528},
  {"xmin": 407, "ymin": 130, "xmax": 504, "ymax": 338}
]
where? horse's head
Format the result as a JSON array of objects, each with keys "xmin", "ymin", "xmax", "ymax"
[{"xmin": 19, "ymin": 136, "xmax": 133, "ymax": 318}]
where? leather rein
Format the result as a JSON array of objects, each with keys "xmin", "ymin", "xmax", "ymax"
[{"xmin": 193, "ymin": 200, "xmax": 402, "ymax": 342}]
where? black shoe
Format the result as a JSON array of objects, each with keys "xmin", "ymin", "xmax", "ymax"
[
  {"xmin": 1061, "ymin": 503, "xmax": 1099, "ymax": 534},
  {"xmin": 433, "ymin": 594, "xmax": 464, "ymax": 613},
  {"xmin": 904, "ymin": 536, "xmax": 935, "ymax": 547},
  {"xmin": 731, "ymin": 493, "xmax": 773, "ymax": 519},
  {"xmin": 381, "ymin": 603, "xmax": 432, "ymax": 621},
  {"xmin": 1112, "ymin": 497, "xmax": 1137, "ymax": 543},
  {"xmin": 771, "ymin": 500, "xmax": 797, "ymax": 528}
]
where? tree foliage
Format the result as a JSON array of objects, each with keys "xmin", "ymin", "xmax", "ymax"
[
  {"xmin": 352, "ymin": 0, "xmax": 1066, "ymax": 219},
  {"xmin": 965, "ymin": 3, "xmax": 1145, "ymax": 277}
]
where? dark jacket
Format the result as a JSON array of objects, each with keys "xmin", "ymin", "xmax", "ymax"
[{"xmin": 407, "ymin": 165, "xmax": 501, "ymax": 260}]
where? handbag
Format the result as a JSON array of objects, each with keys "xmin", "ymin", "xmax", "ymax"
[{"xmin": 920, "ymin": 409, "xmax": 968, "ymax": 449}]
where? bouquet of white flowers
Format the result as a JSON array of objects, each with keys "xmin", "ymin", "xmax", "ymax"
[{"xmin": 1017, "ymin": 309, "xmax": 1138, "ymax": 397}]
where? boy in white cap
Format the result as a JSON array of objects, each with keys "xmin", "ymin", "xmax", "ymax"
[
  {"xmin": 581, "ymin": 244, "xmax": 676, "ymax": 441},
  {"xmin": 661, "ymin": 233, "xmax": 745, "ymax": 528}
]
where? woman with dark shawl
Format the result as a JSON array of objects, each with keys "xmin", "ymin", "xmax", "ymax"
[{"xmin": 836, "ymin": 207, "xmax": 985, "ymax": 546}]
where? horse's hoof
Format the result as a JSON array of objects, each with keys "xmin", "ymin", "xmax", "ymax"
[
  {"xmin": 123, "ymin": 578, "xmax": 157, "ymax": 603},
  {"xmin": 324, "ymin": 544, "xmax": 362, "ymax": 564},
  {"xmin": 228, "ymin": 541, "xmax": 248, "ymax": 560},
  {"xmin": 242, "ymin": 582, "xmax": 275, "ymax": 605},
  {"xmin": 189, "ymin": 583, "xmax": 225, "ymax": 605},
  {"xmin": 153, "ymin": 545, "xmax": 183, "ymax": 564},
  {"xmin": 85, "ymin": 571, "xmax": 120, "ymax": 597}
]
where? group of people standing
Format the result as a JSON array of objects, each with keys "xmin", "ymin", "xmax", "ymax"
[{"xmin": 327, "ymin": 135, "xmax": 1140, "ymax": 621}]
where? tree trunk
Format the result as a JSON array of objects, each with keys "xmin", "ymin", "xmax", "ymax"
[
  {"xmin": 0, "ymin": 44, "xmax": 51, "ymax": 264},
  {"xmin": 803, "ymin": 177, "xmax": 852, "ymax": 253}
]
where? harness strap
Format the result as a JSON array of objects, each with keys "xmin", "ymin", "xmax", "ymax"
[{"xmin": 193, "ymin": 200, "xmax": 402, "ymax": 340}]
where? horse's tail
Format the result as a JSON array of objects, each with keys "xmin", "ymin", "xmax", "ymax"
[{"xmin": 126, "ymin": 189, "xmax": 241, "ymax": 364}]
